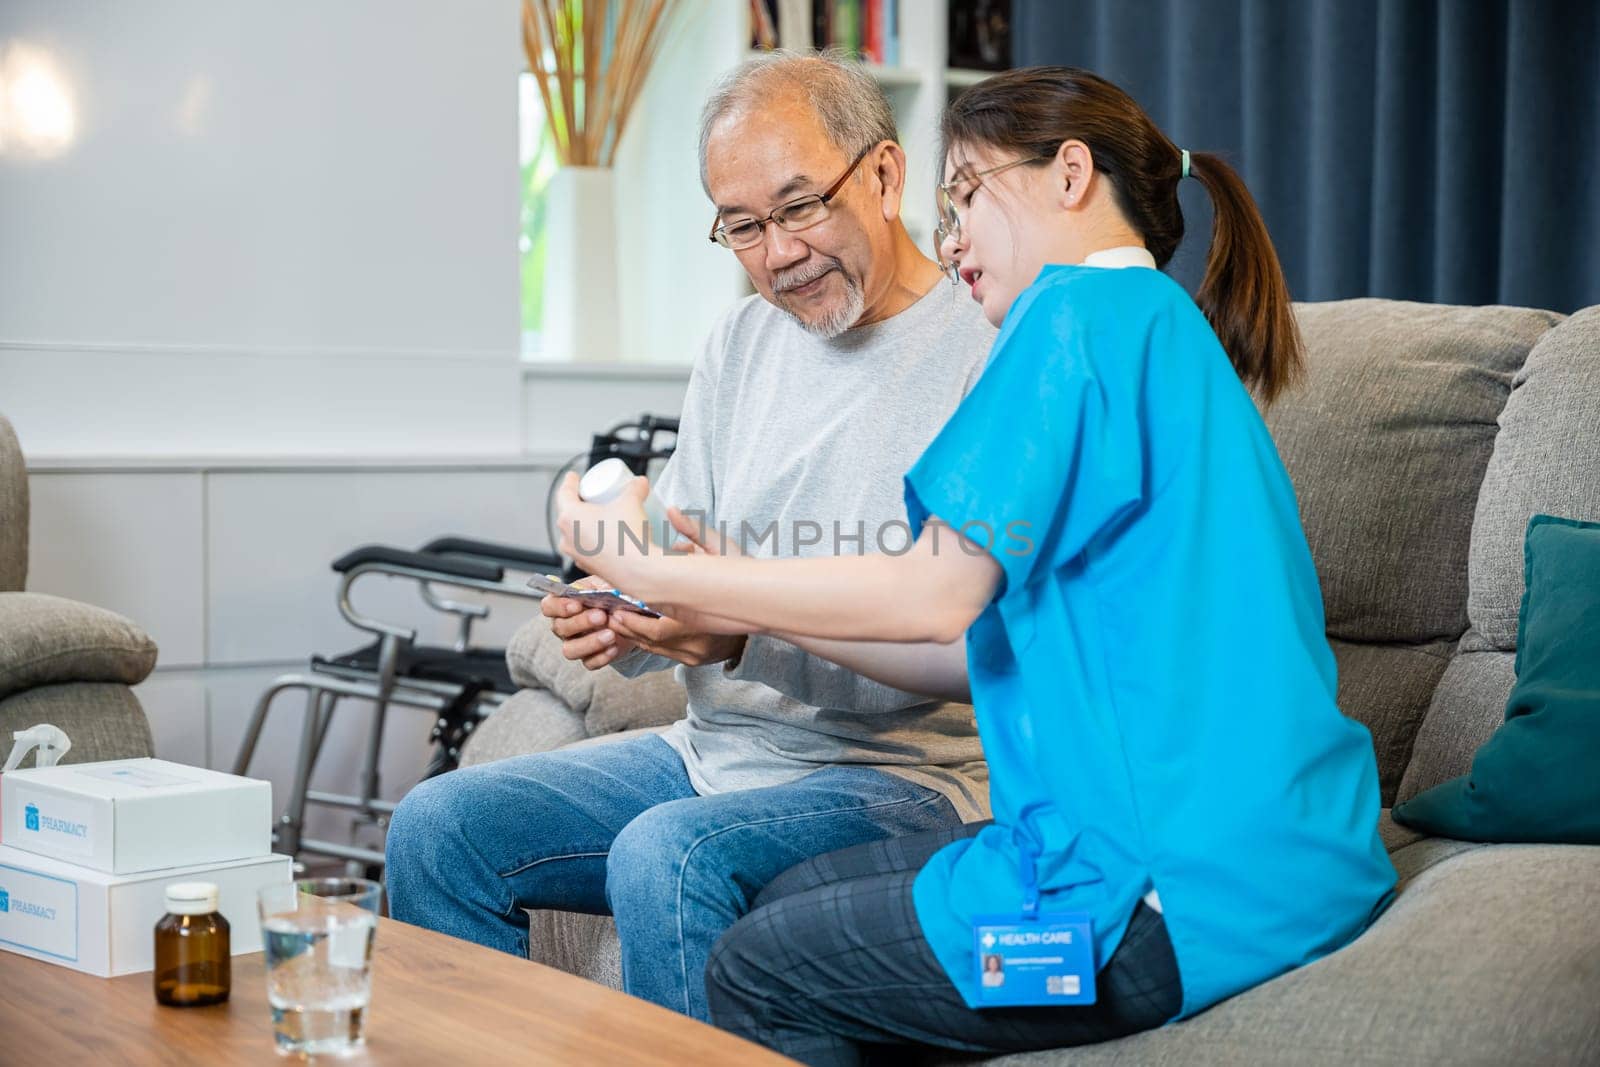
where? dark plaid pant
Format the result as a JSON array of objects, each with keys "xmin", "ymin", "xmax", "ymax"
[{"xmin": 705, "ymin": 821, "xmax": 1182, "ymax": 1067}]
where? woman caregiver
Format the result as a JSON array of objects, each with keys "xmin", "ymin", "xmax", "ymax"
[{"xmin": 555, "ymin": 66, "xmax": 1396, "ymax": 1067}]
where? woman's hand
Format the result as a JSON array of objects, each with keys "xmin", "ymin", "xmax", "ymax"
[
  {"xmin": 627, "ymin": 506, "xmax": 764, "ymax": 637},
  {"xmin": 556, "ymin": 486, "xmax": 759, "ymax": 642},
  {"xmin": 664, "ymin": 504, "xmax": 742, "ymax": 559}
]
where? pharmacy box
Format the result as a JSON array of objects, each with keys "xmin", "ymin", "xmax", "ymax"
[
  {"xmin": 1, "ymin": 757, "xmax": 271, "ymax": 874},
  {"xmin": 0, "ymin": 846, "xmax": 291, "ymax": 977}
]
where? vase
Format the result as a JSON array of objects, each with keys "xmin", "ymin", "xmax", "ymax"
[{"xmin": 542, "ymin": 165, "xmax": 620, "ymax": 362}]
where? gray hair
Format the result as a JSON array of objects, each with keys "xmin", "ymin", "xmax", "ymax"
[{"xmin": 698, "ymin": 49, "xmax": 899, "ymax": 194}]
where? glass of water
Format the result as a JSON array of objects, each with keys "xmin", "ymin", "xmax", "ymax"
[{"xmin": 257, "ymin": 878, "xmax": 381, "ymax": 1057}]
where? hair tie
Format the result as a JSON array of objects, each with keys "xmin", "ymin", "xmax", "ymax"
[{"xmin": 1180, "ymin": 149, "xmax": 1191, "ymax": 179}]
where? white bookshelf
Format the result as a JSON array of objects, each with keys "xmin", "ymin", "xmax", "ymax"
[{"xmin": 944, "ymin": 66, "xmax": 994, "ymax": 88}]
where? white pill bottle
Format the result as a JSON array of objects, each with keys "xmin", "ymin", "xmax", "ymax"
[{"xmin": 578, "ymin": 458, "xmax": 679, "ymax": 551}]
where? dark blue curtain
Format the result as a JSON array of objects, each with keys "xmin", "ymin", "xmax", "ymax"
[{"xmin": 1011, "ymin": 0, "xmax": 1600, "ymax": 313}]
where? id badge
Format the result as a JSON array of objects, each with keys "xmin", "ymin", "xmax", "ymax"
[{"xmin": 972, "ymin": 913, "xmax": 1096, "ymax": 1007}]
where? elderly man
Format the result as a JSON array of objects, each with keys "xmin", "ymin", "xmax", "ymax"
[{"xmin": 385, "ymin": 52, "xmax": 995, "ymax": 1022}]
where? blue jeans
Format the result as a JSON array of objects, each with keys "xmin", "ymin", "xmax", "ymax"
[{"xmin": 384, "ymin": 734, "xmax": 961, "ymax": 1021}]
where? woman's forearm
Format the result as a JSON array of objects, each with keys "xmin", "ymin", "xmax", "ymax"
[
  {"xmin": 621, "ymin": 523, "xmax": 999, "ymax": 644},
  {"xmin": 774, "ymin": 633, "xmax": 972, "ymax": 703}
]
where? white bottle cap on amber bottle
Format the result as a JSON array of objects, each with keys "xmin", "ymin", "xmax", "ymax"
[{"xmin": 165, "ymin": 881, "xmax": 220, "ymax": 915}]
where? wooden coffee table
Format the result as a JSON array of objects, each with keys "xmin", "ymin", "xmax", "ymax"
[{"xmin": 0, "ymin": 916, "xmax": 797, "ymax": 1064}]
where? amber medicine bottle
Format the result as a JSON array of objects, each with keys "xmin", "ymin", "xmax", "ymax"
[{"xmin": 154, "ymin": 881, "xmax": 231, "ymax": 1006}]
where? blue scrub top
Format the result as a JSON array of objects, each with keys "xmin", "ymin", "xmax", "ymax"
[{"xmin": 905, "ymin": 265, "xmax": 1396, "ymax": 1019}]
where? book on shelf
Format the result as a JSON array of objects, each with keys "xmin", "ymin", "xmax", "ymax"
[
  {"xmin": 750, "ymin": 0, "xmax": 900, "ymax": 65},
  {"xmin": 749, "ymin": 1, "xmax": 1012, "ymax": 72}
]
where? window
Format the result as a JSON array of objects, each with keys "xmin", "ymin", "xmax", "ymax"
[{"xmin": 519, "ymin": 72, "xmax": 558, "ymax": 359}]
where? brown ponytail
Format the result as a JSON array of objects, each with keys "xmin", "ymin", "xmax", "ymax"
[
  {"xmin": 942, "ymin": 67, "xmax": 1304, "ymax": 405},
  {"xmin": 1183, "ymin": 151, "xmax": 1303, "ymax": 404}
]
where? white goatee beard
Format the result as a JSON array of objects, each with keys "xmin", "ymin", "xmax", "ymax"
[{"xmin": 772, "ymin": 262, "xmax": 865, "ymax": 339}]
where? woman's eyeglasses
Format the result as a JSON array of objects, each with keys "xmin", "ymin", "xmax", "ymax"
[{"xmin": 933, "ymin": 154, "xmax": 1051, "ymax": 282}]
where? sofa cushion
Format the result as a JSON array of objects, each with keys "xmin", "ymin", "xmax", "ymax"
[
  {"xmin": 1328, "ymin": 638, "xmax": 1452, "ymax": 805},
  {"xmin": 458, "ymin": 687, "xmax": 587, "ymax": 767},
  {"xmin": 527, "ymin": 908, "xmax": 623, "ymax": 989},
  {"xmin": 506, "ymin": 615, "xmax": 595, "ymax": 712},
  {"xmin": 1270, "ymin": 301, "xmax": 1560, "ymax": 645},
  {"xmin": 1396, "ymin": 649, "xmax": 1517, "ymax": 804},
  {"xmin": 505, "ymin": 616, "xmax": 687, "ymax": 736},
  {"xmin": 1466, "ymin": 307, "xmax": 1600, "ymax": 651},
  {"xmin": 587, "ymin": 669, "xmax": 688, "ymax": 736},
  {"xmin": 1374, "ymin": 808, "xmax": 1425, "ymax": 855},
  {"xmin": 0, "ymin": 593, "xmax": 158, "ymax": 701},
  {"xmin": 1382, "ymin": 825, "xmax": 1480, "ymax": 885},
  {"xmin": 1393, "ymin": 516, "xmax": 1600, "ymax": 843},
  {"xmin": 1399, "ymin": 305, "xmax": 1600, "ymax": 804}
]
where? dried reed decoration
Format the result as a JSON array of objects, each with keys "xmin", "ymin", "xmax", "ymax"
[{"xmin": 521, "ymin": 0, "xmax": 679, "ymax": 167}]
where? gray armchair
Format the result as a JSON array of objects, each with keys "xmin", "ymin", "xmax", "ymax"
[{"xmin": 0, "ymin": 415, "xmax": 157, "ymax": 765}]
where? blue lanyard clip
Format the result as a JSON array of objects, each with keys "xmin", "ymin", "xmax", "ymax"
[{"xmin": 1019, "ymin": 841, "xmax": 1041, "ymax": 920}]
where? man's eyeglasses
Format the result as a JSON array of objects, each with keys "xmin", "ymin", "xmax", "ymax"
[
  {"xmin": 709, "ymin": 144, "xmax": 876, "ymax": 250},
  {"xmin": 933, "ymin": 154, "xmax": 1051, "ymax": 282}
]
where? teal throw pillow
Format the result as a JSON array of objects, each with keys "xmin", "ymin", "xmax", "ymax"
[{"xmin": 1393, "ymin": 515, "xmax": 1600, "ymax": 843}]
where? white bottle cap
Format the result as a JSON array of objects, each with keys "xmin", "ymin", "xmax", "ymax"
[
  {"xmin": 578, "ymin": 457, "xmax": 634, "ymax": 505},
  {"xmin": 165, "ymin": 881, "xmax": 220, "ymax": 916}
]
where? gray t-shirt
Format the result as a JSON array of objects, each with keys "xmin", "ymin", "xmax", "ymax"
[{"xmin": 615, "ymin": 278, "xmax": 997, "ymax": 820}]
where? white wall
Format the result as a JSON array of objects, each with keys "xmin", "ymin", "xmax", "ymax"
[{"xmin": 0, "ymin": 0, "xmax": 527, "ymax": 458}]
